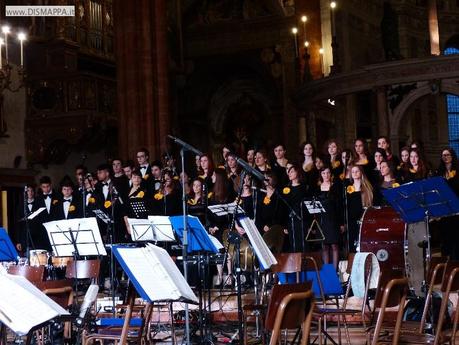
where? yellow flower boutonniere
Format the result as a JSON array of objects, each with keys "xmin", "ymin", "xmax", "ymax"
[
  {"xmin": 339, "ymin": 172, "xmax": 345, "ymax": 180},
  {"xmin": 187, "ymin": 198, "xmax": 197, "ymax": 206},
  {"xmin": 207, "ymin": 192, "xmax": 213, "ymax": 199},
  {"xmin": 392, "ymin": 182, "xmax": 400, "ymax": 188},
  {"xmin": 154, "ymin": 192, "xmax": 164, "ymax": 200},
  {"xmin": 447, "ymin": 170, "xmax": 457, "ymax": 180},
  {"xmin": 283, "ymin": 187, "xmax": 291, "ymax": 195},
  {"xmin": 198, "ymin": 175, "xmax": 205, "ymax": 180},
  {"xmin": 69, "ymin": 205, "xmax": 76, "ymax": 212},
  {"xmin": 52, "ymin": 199, "xmax": 58, "ymax": 205},
  {"xmin": 218, "ymin": 165, "xmax": 225, "ymax": 169},
  {"xmin": 332, "ymin": 161, "xmax": 341, "ymax": 169},
  {"xmin": 409, "ymin": 168, "xmax": 416, "ymax": 174},
  {"xmin": 104, "ymin": 200, "xmax": 112, "ymax": 208},
  {"xmin": 173, "ymin": 176, "xmax": 179, "ymax": 181},
  {"xmin": 397, "ymin": 165, "xmax": 402, "ymax": 171},
  {"xmin": 359, "ymin": 159, "xmax": 369, "ymax": 165},
  {"xmin": 346, "ymin": 185, "xmax": 355, "ymax": 194},
  {"xmin": 137, "ymin": 191, "xmax": 145, "ymax": 198},
  {"xmin": 263, "ymin": 196, "xmax": 271, "ymax": 205},
  {"xmin": 88, "ymin": 197, "xmax": 96, "ymax": 204},
  {"xmin": 143, "ymin": 174, "xmax": 149, "ymax": 180}
]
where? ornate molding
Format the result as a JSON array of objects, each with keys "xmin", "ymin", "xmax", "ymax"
[{"xmin": 294, "ymin": 55, "xmax": 459, "ymax": 106}]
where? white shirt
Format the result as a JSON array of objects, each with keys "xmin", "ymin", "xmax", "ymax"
[{"xmin": 63, "ymin": 198, "xmax": 72, "ymax": 219}]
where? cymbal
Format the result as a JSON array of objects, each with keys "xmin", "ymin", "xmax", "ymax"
[{"xmin": 263, "ymin": 224, "xmax": 285, "ymax": 254}]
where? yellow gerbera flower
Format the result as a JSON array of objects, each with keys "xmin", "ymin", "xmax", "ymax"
[
  {"xmin": 447, "ymin": 170, "xmax": 456, "ymax": 179},
  {"xmin": 392, "ymin": 182, "xmax": 400, "ymax": 188},
  {"xmin": 283, "ymin": 187, "xmax": 291, "ymax": 195},
  {"xmin": 346, "ymin": 185, "xmax": 355, "ymax": 194},
  {"xmin": 263, "ymin": 196, "xmax": 271, "ymax": 205},
  {"xmin": 104, "ymin": 200, "xmax": 112, "ymax": 208},
  {"xmin": 69, "ymin": 205, "xmax": 76, "ymax": 212},
  {"xmin": 137, "ymin": 191, "xmax": 145, "ymax": 198},
  {"xmin": 154, "ymin": 193, "xmax": 164, "ymax": 200},
  {"xmin": 88, "ymin": 197, "xmax": 96, "ymax": 204}
]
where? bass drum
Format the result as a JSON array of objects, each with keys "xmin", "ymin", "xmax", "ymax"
[
  {"xmin": 359, "ymin": 206, "xmax": 405, "ymax": 274},
  {"xmin": 405, "ymin": 221, "xmax": 428, "ymax": 296}
]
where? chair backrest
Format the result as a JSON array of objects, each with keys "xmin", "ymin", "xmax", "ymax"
[
  {"xmin": 43, "ymin": 286, "xmax": 74, "ymax": 309},
  {"xmin": 268, "ymin": 289, "xmax": 315, "ymax": 345},
  {"xmin": 7, "ymin": 265, "xmax": 45, "ymax": 282},
  {"xmin": 426, "ymin": 256, "xmax": 448, "ymax": 285},
  {"xmin": 371, "ymin": 277, "xmax": 409, "ymax": 345},
  {"xmin": 272, "ymin": 253, "xmax": 303, "ymax": 283},
  {"xmin": 440, "ymin": 260, "xmax": 459, "ymax": 292},
  {"xmin": 265, "ymin": 282, "xmax": 312, "ymax": 331},
  {"xmin": 302, "ymin": 253, "xmax": 326, "ymax": 304},
  {"xmin": 374, "ymin": 270, "xmax": 405, "ymax": 309},
  {"xmin": 65, "ymin": 259, "xmax": 100, "ymax": 280}
]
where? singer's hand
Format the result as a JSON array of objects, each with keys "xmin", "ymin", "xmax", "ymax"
[
  {"xmin": 16, "ymin": 243, "xmax": 22, "ymax": 251},
  {"xmin": 283, "ymin": 228, "xmax": 288, "ymax": 234},
  {"xmin": 235, "ymin": 224, "xmax": 245, "ymax": 236},
  {"xmin": 209, "ymin": 226, "xmax": 218, "ymax": 235},
  {"xmin": 263, "ymin": 225, "xmax": 270, "ymax": 233},
  {"xmin": 340, "ymin": 225, "xmax": 346, "ymax": 233}
]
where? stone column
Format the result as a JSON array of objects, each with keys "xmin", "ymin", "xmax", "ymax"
[{"xmin": 114, "ymin": 0, "xmax": 170, "ymax": 160}]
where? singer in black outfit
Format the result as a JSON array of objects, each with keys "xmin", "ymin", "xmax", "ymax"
[{"xmin": 283, "ymin": 164, "xmax": 308, "ymax": 253}]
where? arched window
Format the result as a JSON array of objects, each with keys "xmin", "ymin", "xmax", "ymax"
[{"xmin": 445, "ymin": 46, "xmax": 459, "ymax": 153}]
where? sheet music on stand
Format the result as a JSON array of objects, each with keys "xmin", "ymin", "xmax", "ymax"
[
  {"xmin": 238, "ymin": 216, "xmax": 278, "ymax": 270},
  {"xmin": 129, "ymin": 200, "xmax": 149, "ymax": 218},
  {"xmin": 44, "ymin": 217, "xmax": 107, "ymax": 257},
  {"xmin": 303, "ymin": 200, "xmax": 326, "ymax": 242},
  {"xmin": 26, "ymin": 207, "xmax": 46, "ymax": 220},
  {"xmin": 208, "ymin": 202, "xmax": 245, "ymax": 217},
  {"xmin": 127, "ymin": 216, "xmax": 175, "ymax": 242},
  {"xmin": 112, "ymin": 243, "xmax": 198, "ymax": 303},
  {"xmin": 0, "ymin": 228, "xmax": 19, "ymax": 262},
  {"xmin": 304, "ymin": 200, "xmax": 326, "ymax": 214},
  {"xmin": 0, "ymin": 271, "xmax": 69, "ymax": 336},
  {"xmin": 93, "ymin": 209, "xmax": 111, "ymax": 224}
]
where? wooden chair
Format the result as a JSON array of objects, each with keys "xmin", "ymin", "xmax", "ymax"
[
  {"xmin": 365, "ymin": 276, "xmax": 409, "ymax": 345},
  {"xmin": 313, "ymin": 253, "xmax": 377, "ymax": 345},
  {"xmin": 266, "ymin": 286, "xmax": 315, "ymax": 345},
  {"xmin": 243, "ymin": 252, "xmax": 303, "ymax": 345},
  {"xmin": 7, "ymin": 265, "xmax": 45, "ymax": 282},
  {"xmin": 43, "ymin": 286, "xmax": 74, "ymax": 342},
  {"xmin": 65, "ymin": 259, "xmax": 100, "ymax": 281},
  {"xmin": 393, "ymin": 260, "xmax": 459, "ymax": 345}
]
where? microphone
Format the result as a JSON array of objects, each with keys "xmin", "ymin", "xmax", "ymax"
[
  {"xmin": 228, "ymin": 153, "xmax": 265, "ymax": 181},
  {"xmin": 168, "ymin": 135, "xmax": 203, "ymax": 156},
  {"xmin": 75, "ymin": 284, "xmax": 99, "ymax": 327},
  {"xmin": 251, "ymin": 186, "xmax": 267, "ymax": 193}
]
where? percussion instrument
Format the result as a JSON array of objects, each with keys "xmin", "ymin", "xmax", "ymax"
[
  {"xmin": 29, "ymin": 249, "xmax": 49, "ymax": 267},
  {"xmin": 222, "ymin": 229, "xmax": 254, "ymax": 271},
  {"xmin": 359, "ymin": 206, "xmax": 426, "ymax": 295},
  {"xmin": 359, "ymin": 206, "xmax": 405, "ymax": 273}
]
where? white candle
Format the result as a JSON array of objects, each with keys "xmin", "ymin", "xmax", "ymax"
[
  {"xmin": 18, "ymin": 33, "xmax": 26, "ymax": 67},
  {"xmin": 0, "ymin": 38, "xmax": 3, "ymax": 68},
  {"xmin": 2, "ymin": 26, "xmax": 10, "ymax": 63}
]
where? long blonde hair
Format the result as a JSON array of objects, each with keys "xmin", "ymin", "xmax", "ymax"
[{"xmin": 350, "ymin": 165, "xmax": 373, "ymax": 207}]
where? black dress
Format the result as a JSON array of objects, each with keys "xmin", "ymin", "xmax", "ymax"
[
  {"xmin": 282, "ymin": 184, "xmax": 308, "ymax": 252},
  {"xmin": 345, "ymin": 188, "xmax": 364, "ymax": 253},
  {"xmin": 316, "ymin": 183, "xmax": 343, "ymax": 245}
]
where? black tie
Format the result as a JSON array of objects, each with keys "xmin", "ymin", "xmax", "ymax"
[
  {"xmin": 63, "ymin": 199, "xmax": 72, "ymax": 203},
  {"xmin": 44, "ymin": 194, "xmax": 51, "ymax": 199}
]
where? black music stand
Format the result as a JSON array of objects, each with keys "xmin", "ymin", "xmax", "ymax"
[
  {"xmin": 128, "ymin": 216, "xmax": 176, "ymax": 243},
  {"xmin": 0, "ymin": 228, "xmax": 19, "ymax": 262},
  {"xmin": 170, "ymin": 215, "xmax": 219, "ymax": 343},
  {"xmin": 383, "ymin": 177, "xmax": 459, "ymax": 288},
  {"xmin": 129, "ymin": 200, "xmax": 149, "ymax": 219}
]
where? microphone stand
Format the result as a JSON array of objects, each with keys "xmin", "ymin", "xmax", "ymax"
[
  {"xmin": 168, "ymin": 135, "xmax": 202, "ymax": 345},
  {"xmin": 271, "ymin": 187, "xmax": 302, "ymax": 252},
  {"xmin": 23, "ymin": 186, "xmax": 34, "ymax": 261},
  {"xmin": 225, "ymin": 170, "xmax": 246, "ymax": 344},
  {"xmin": 109, "ymin": 185, "xmax": 118, "ymax": 315}
]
